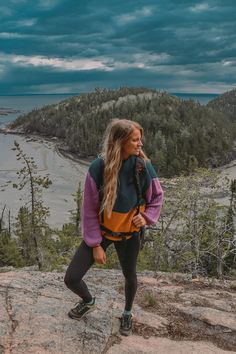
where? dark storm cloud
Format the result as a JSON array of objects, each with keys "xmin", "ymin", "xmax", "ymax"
[{"xmin": 0, "ymin": 0, "xmax": 235, "ymax": 93}]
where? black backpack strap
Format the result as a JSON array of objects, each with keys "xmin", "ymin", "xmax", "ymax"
[
  {"xmin": 100, "ymin": 225, "xmax": 140, "ymax": 238},
  {"xmin": 134, "ymin": 156, "xmax": 146, "ymax": 249},
  {"xmin": 134, "ymin": 156, "xmax": 146, "ymax": 212}
]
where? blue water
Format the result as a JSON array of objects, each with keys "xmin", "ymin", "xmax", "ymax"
[
  {"xmin": 0, "ymin": 94, "xmax": 76, "ymax": 126},
  {"xmin": 0, "ymin": 92, "xmax": 219, "ymax": 127},
  {"xmin": 171, "ymin": 92, "xmax": 219, "ymax": 105}
]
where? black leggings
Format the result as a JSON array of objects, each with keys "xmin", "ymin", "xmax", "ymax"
[{"xmin": 64, "ymin": 235, "xmax": 140, "ymax": 311}]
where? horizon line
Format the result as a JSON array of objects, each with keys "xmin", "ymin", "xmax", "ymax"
[{"xmin": 0, "ymin": 91, "xmax": 220, "ymax": 97}]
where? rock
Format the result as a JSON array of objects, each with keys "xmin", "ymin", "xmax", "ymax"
[
  {"xmin": 176, "ymin": 305, "xmax": 236, "ymax": 330},
  {"xmin": 178, "ymin": 290, "xmax": 236, "ymax": 312},
  {"xmin": 0, "ymin": 268, "xmax": 236, "ymax": 353},
  {"xmin": 173, "ymin": 304, "xmax": 236, "ymax": 350},
  {"xmin": 107, "ymin": 336, "xmax": 235, "ymax": 354}
]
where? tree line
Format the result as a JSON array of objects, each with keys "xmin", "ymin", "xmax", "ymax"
[
  {"xmin": 11, "ymin": 87, "xmax": 236, "ymax": 177},
  {"xmin": 207, "ymin": 88, "xmax": 236, "ymax": 121}
]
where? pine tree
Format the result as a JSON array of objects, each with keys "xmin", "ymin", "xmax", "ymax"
[{"xmin": 12, "ymin": 141, "xmax": 52, "ymax": 269}]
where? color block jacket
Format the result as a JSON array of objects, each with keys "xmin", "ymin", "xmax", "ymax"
[{"xmin": 81, "ymin": 156, "xmax": 164, "ymax": 247}]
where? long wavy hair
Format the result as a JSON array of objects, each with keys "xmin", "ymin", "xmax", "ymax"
[{"xmin": 100, "ymin": 119, "xmax": 148, "ymax": 217}]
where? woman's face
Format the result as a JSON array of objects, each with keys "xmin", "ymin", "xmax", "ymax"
[{"xmin": 121, "ymin": 128, "xmax": 143, "ymax": 159}]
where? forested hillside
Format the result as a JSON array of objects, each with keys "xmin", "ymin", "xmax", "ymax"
[
  {"xmin": 11, "ymin": 87, "xmax": 236, "ymax": 177},
  {"xmin": 207, "ymin": 89, "xmax": 236, "ymax": 120}
]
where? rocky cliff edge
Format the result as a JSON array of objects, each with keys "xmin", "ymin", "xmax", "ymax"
[{"xmin": 0, "ymin": 268, "xmax": 236, "ymax": 354}]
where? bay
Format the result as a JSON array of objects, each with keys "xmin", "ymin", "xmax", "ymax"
[
  {"xmin": 0, "ymin": 133, "xmax": 87, "ymax": 228},
  {"xmin": 0, "ymin": 94, "xmax": 76, "ymax": 126},
  {"xmin": 0, "ymin": 94, "xmax": 83, "ymax": 227}
]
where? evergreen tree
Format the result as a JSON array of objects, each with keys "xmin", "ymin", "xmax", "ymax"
[{"xmin": 12, "ymin": 141, "xmax": 52, "ymax": 269}]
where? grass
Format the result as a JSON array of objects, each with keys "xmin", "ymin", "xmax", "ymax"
[{"xmin": 143, "ymin": 291, "xmax": 157, "ymax": 307}]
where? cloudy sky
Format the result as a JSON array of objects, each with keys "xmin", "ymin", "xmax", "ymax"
[{"xmin": 0, "ymin": 0, "xmax": 236, "ymax": 94}]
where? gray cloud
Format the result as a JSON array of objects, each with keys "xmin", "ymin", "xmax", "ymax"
[{"xmin": 0, "ymin": 0, "xmax": 235, "ymax": 94}]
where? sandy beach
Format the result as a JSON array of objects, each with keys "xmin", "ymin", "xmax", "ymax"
[{"xmin": 0, "ymin": 133, "xmax": 89, "ymax": 228}]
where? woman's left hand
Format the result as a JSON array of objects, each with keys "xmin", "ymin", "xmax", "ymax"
[{"xmin": 132, "ymin": 213, "xmax": 147, "ymax": 228}]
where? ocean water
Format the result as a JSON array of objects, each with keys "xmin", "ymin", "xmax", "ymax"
[
  {"xmin": 171, "ymin": 92, "xmax": 219, "ymax": 105},
  {"xmin": 0, "ymin": 134, "xmax": 87, "ymax": 227},
  {"xmin": 0, "ymin": 94, "xmax": 76, "ymax": 126},
  {"xmin": 0, "ymin": 94, "xmax": 81, "ymax": 226}
]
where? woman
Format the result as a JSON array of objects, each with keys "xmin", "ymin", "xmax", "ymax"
[{"xmin": 64, "ymin": 119, "xmax": 164, "ymax": 336}]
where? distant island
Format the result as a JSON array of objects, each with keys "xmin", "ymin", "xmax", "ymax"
[
  {"xmin": 0, "ymin": 108, "xmax": 21, "ymax": 116},
  {"xmin": 5, "ymin": 87, "xmax": 236, "ymax": 177}
]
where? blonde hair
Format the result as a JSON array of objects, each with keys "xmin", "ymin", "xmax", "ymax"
[{"xmin": 100, "ymin": 119, "xmax": 148, "ymax": 217}]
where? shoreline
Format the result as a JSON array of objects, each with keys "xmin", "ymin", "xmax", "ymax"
[
  {"xmin": 0, "ymin": 109, "xmax": 21, "ymax": 116},
  {"xmin": 0, "ymin": 130, "xmax": 88, "ymax": 228},
  {"xmin": 0, "ymin": 126, "xmax": 91, "ymax": 167},
  {"xmin": 1, "ymin": 126, "xmax": 236, "ymax": 177}
]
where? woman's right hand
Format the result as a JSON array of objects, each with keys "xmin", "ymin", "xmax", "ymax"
[{"xmin": 93, "ymin": 246, "xmax": 106, "ymax": 265}]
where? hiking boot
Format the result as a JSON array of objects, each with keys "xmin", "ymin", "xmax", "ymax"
[
  {"xmin": 119, "ymin": 314, "xmax": 133, "ymax": 336},
  {"xmin": 68, "ymin": 298, "xmax": 96, "ymax": 320}
]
